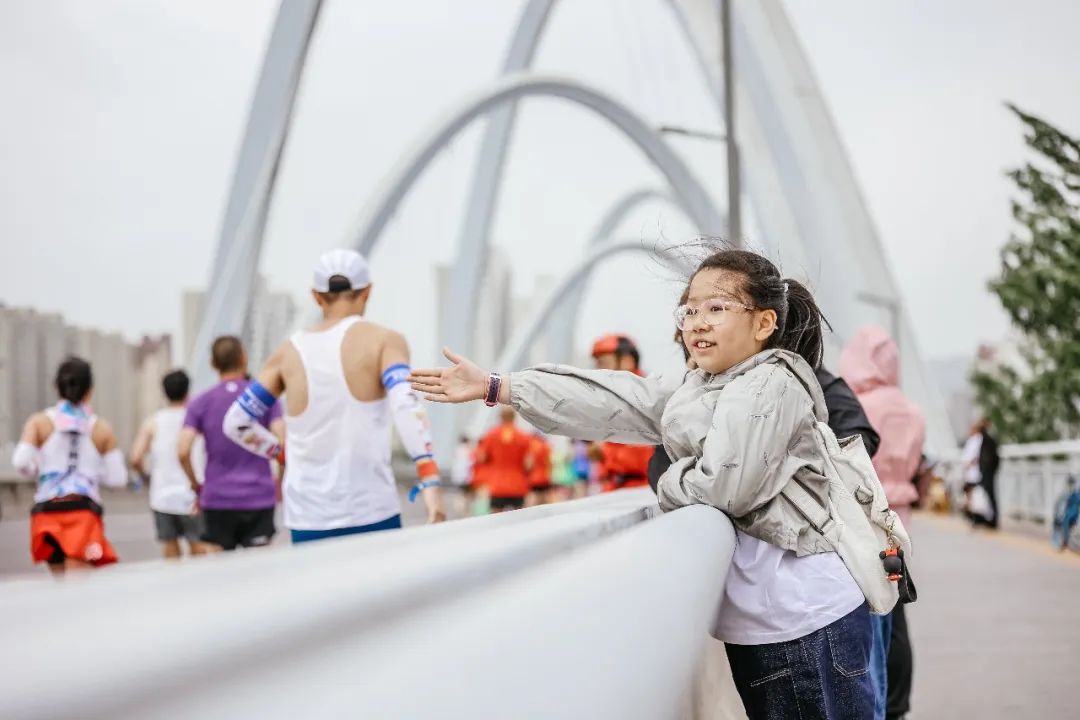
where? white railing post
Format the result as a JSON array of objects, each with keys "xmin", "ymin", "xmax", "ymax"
[{"xmin": 996, "ymin": 439, "xmax": 1080, "ymax": 530}]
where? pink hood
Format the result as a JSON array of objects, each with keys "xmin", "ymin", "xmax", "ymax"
[
  {"xmin": 838, "ymin": 325, "xmax": 899, "ymax": 393},
  {"xmin": 839, "ymin": 326, "xmax": 925, "ymax": 521}
]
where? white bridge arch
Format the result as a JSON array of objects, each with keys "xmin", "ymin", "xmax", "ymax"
[
  {"xmin": 192, "ymin": 0, "xmax": 953, "ymax": 453},
  {"xmin": 466, "ymin": 237, "xmax": 694, "ymax": 439}
]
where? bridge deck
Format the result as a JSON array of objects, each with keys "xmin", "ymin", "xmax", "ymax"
[{"xmin": 907, "ymin": 513, "xmax": 1079, "ymax": 719}]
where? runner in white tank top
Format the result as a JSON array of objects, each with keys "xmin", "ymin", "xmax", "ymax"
[
  {"xmin": 12, "ymin": 357, "xmax": 127, "ymax": 573},
  {"xmin": 283, "ymin": 316, "xmax": 399, "ymax": 530},
  {"xmin": 222, "ymin": 249, "xmax": 445, "ymax": 543},
  {"xmin": 131, "ymin": 369, "xmax": 206, "ymax": 558},
  {"xmin": 33, "ymin": 405, "xmax": 108, "ymax": 503}
]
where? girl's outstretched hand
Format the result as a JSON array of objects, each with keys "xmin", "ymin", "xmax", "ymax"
[{"xmin": 408, "ymin": 348, "xmax": 489, "ymax": 404}]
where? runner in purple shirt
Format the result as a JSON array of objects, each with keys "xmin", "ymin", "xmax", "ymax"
[{"xmin": 178, "ymin": 336, "xmax": 284, "ymax": 551}]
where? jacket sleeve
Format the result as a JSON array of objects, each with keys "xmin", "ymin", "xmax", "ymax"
[
  {"xmin": 509, "ymin": 364, "xmax": 676, "ymax": 445},
  {"xmin": 818, "ymin": 370, "xmax": 881, "ymax": 457},
  {"xmin": 656, "ymin": 367, "xmax": 816, "ymax": 517}
]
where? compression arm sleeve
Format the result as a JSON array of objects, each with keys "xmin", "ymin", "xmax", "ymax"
[
  {"xmin": 12, "ymin": 442, "xmax": 40, "ymax": 478},
  {"xmin": 222, "ymin": 382, "xmax": 283, "ymax": 461},
  {"xmin": 383, "ymin": 364, "xmax": 439, "ymax": 480},
  {"xmin": 102, "ymin": 448, "xmax": 129, "ymax": 488}
]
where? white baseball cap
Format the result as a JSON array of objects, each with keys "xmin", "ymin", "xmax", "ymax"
[{"xmin": 312, "ymin": 249, "xmax": 372, "ymax": 292}]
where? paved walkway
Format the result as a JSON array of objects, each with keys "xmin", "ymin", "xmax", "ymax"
[{"xmin": 907, "ymin": 513, "xmax": 1080, "ymax": 719}]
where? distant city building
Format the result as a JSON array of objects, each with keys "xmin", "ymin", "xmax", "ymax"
[
  {"xmin": 245, "ymin": 275, "xmax": 299, "ymax": 371},
  {"xmin": 0, "ymin": 304, "xmax": 164, "ymax": 451},
  {"xmin": 182, "ymin": 274, "xmax": 297, "ymax": 374},
  {"xmin": 925, "ymin": 331, "xmax": 1033, "ymax": 446},
  {"xmin": 181, "ymin": 289, "xmax": 206, "ymax": 371},
  {"xmin": 926, "ymin": 356, "xmax": 977, "ymax": 446},
  {"xmin": 435, "ymin": 248, "xmax": 513, "ymax": 372},
  {"xmin": 511, "ymin": 273, "xmax": 556, "ymax": 368},
  {"xmin": 134, "ymin": 335, "xmax": 175, "ymax": 423}
]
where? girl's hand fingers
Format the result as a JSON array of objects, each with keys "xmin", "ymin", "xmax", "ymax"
[
  {"xmin": 408, "ymin": 368, "xmax": 444, "ymax": 379},
  {"xmin": 442, "ymin": 347, "xmax": 466, "ymax": 365},
  {"xmin": 410, "ymin": 380, "xmax": 444, "ymax": 393}
]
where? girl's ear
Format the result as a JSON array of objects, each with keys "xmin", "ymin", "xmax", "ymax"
[{"xmin": 755, "ymin": 308, "xmax": 778, "ymax": 343}]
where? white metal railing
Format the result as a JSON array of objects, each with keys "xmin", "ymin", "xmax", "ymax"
[
  {"xmin": 0, "ymin": 489, "xmax": 737, "ymax": 720},
  {"xmin": 937, "ymin": 439, "xmax": 1080, "ymax": 527},
  {"xmin": 997, "ymin": 439, "xmax": 1080, "ymax": 526}
]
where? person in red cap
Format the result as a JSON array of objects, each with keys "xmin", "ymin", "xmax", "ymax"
[{"xmin": 589, "ymin": 335, "xmax": 654, "ymax": 492}]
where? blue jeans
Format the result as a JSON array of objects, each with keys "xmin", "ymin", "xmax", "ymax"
[
  {"xmin": 290, "ymin": 514, "xmax": 402, "ymax": 544},
  {"xmin": 726, "ymin": 603, "xmax": 875, "ymax": 720},
  {"xmin": 869, "ymin": 612, "xmax": 893, "ymax": 720}
]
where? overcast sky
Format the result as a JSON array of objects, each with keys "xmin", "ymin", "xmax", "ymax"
[{"xmin": 2, "ymin": 0, "xmax": 1078, "ymax": 372}]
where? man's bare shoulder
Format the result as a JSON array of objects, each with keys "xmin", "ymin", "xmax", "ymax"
[{"xmin": 346, "ymin": 320, "xmax": 407, "ymax": 349}]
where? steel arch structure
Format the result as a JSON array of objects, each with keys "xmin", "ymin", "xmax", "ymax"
[
  {"xmin": 545, "ymin": 188, "xmax": 679, "ymax": 364},
  {"xmin": 339, "ymin": 73, "xmax": 723, "ymax": 457},
  {"xmin": 451, "ymin": 0, "xmax": 952, "ymax": 450},
  {"xmin": 346, "ymin": 74, "xmax": 724, "ymax": 256},
  {"xmin": 466, "ymin": 238, "xmax": 693, "ymax": 439},
  {"xmin": 194, "ymin": 0, "xmax": 953, "ymax": 451}
]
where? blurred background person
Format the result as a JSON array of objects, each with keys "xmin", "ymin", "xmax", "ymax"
[
  {"xmin": 474, "ymin": 407, "xmax": 532, "ymax": 513},
  {"xmin": 449, "ymin": 435, "xmax": 475, "ymax": 518},
  {"xmin": 12, "ymin": 357, "xmax": 127, "ymax": 573},
  {"xmin": 841, "ymin": 325, "xmax": 925, "ymax": 720},
  {"xmin": 131, "ymin": 369, "xmax": 206, "ymax": 559},
  {"xmin": 526, "ymin": 433, "xmax": 553, "ymax": 507},
  {"xmin": 976, "ymin": 419, "xmax": 1001, "ymax": 529},
  {"xmin": 179, "ymin": 336, "xmax": 284, "ymax": 552},
  {"xmin": 589, "ymin": 335, "xmax": 653, "ymax": 492},
  {"xmin": 961, "ymin": 421, "xmax": 996, "ymax": 529}
]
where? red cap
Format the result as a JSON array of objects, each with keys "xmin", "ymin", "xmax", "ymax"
[{"xmin": 591, "ymin": 334, "xmax": 638, "ymax": 359}]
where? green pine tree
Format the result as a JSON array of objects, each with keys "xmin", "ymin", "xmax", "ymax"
[{"xmin": 972, "ymin": 104, "xmax": 1080, "ymax": 443}]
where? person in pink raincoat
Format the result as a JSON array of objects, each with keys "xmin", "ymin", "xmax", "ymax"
[
  {"xmin": 839, "ymin": 326, "xmax": 926, "ymax": 526},
  {"xmin": 839, "ymin": 324, "xmax": 925, "ymax": 720}
]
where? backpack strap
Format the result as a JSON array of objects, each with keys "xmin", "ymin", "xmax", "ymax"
[{"xmin": 781, "ymin": 478, "xmax": 836, "ymax": 537}]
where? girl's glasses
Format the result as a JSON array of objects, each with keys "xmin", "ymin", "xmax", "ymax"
[{"xmin": 674, "ymin": 297, "xmax": 755, "ymax": 331}]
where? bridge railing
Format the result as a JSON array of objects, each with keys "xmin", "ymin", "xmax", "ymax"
[
  {"xmin": 997, "ymin": 439, "xmax": 1080, "ymax": 526},
  {"xmin": 937, "ymin": 439, "xmax": 1080, "ymax": 527},
  {"xmin": 0, "ymin": 488, "xmax": 738, "ymax": 720}
]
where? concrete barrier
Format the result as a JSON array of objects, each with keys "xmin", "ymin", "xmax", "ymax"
[{"xmin": 0, "ymin": 489, "xmax": 739, "ymax": 719}]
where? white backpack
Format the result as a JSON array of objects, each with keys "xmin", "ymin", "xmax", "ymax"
[{"xmin": 781, "ymin": 421, "xmax": 917, "ymax": 615}]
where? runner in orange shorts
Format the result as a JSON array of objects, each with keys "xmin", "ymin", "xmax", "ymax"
[{"xmin": 11, "ymin": 357, "xmax": 128, "ymax": 574}]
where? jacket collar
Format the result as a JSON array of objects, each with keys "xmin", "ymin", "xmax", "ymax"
[{"xmin": 704, "ymin": 349, "xmax": 829, "ymax": 422}]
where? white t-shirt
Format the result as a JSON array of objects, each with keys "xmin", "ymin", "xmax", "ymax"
[
  {"xmin": 450, "ymin": 444, "xmax": 472, "ymax": 487},
  {"xmin": 713, "ymin": 531, "xmax": 865, "ymax": 645},
  {"xmin": 961, "ymin": 434, "xmax": 983, "ymax": 485},
  {"xmin": 148, "ymin": 407, "xmax": 197, "ymax": 515}
]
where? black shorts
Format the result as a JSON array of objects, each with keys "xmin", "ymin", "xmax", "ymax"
[
  {"xmin": 153, "ymin": 511, "xmax": 203, "ymax": 543},
  {"xmin": 489, "ymin": 496, "xmax": 525, "ymax": 511},
  {"xmin": 201, "ymin": 508, "xmax": 275, "ymax": 550},
  {"xmin": 530, "ymin": 484, "xmax": 552, "ymax": 493}
]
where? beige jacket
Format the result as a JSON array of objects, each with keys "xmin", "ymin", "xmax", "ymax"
[{"xmin": 510, "ymin": 349, "xmax": 836, "ymax": 556}]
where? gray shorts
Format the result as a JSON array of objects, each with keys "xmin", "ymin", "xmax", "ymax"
[{"xmin": 153, "ymin": 510, "xmax": 204, "ymax": 543}]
